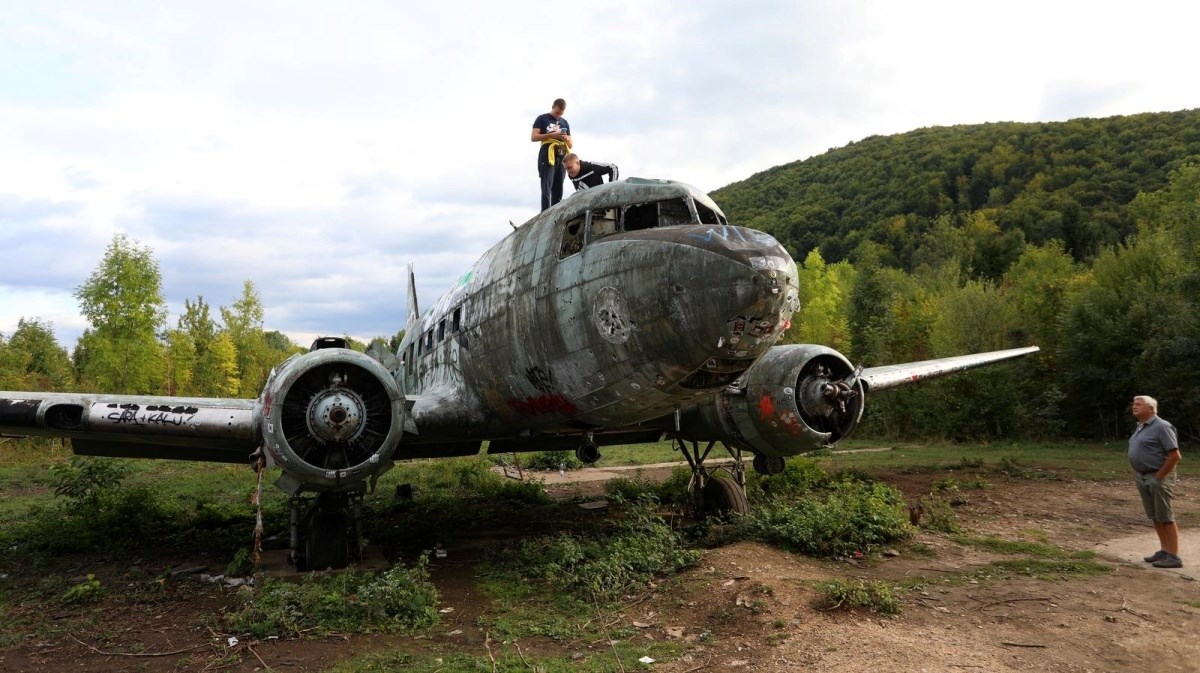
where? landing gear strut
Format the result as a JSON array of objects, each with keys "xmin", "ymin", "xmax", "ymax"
[
  {"xmin": 289, "ymin": 492, "xmax": 363, "ymax": 570},
  {"xmin": 673, "ymin": 438, "xmax": 750, "ymax": 516}
]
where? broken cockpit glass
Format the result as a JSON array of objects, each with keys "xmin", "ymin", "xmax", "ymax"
[{"xmin": 559, "ymin": 196, "xmax": 719, "ymax": 258}]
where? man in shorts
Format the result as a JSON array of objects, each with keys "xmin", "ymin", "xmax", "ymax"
[{"xmin": 1129, "ymin": 395, "xmax": 1183, "ymax": 568}]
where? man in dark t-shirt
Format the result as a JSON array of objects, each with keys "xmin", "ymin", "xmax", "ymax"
[
  {"xmin": 531, "ymin": 99, "xmax": 572, "ymax": 211},
  {"xmin": 563, "ymin": 153, "xmax": 619, "ymax": 191}
]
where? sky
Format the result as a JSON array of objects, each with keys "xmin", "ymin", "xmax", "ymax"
[{"xmin": 2, "ymin": 0, "xmax": 1198, "ymax": 350}]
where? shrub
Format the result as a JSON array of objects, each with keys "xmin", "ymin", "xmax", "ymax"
[
  {"xmin": 738, "ymin": 481, "xmax": 910, "ymax": 557},
  {"xmin": 522, "ymin": 450, "xmax": 583, "ymax": 472},
  {"xmin": 604, "ymin": 477, "xmax": 657, "ymax": 501},
  {"xmin": 228, "ymin": 558, "xmax": 439, "ymax": 638},
  {"xmin": 816, "ymin": 579, "xmax": 900, "ymax": 615},
  {"xmin": 747, "ymin": 458, "xmax": 828, "ymax": 503},
  {"xmin": 62, "ymin": 574, "xmax": 105, "ymax": 605},
  {"xmin": 49, "ymin": 457, "xmax": 129, "ymax": 506},
  {"xmin": 920, "ymin": 496, "xmax": 961, "ymax": 534},
  {"xmin": 489, "ymin": 496, "xmax": 699, "ymax": 601}
]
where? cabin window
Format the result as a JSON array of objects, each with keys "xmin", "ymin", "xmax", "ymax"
[
  {"xmin": 437, "ymin": 319, "xmax": 446, "ymax": 342},
  {"xmin": 425, "ymin": 330, "xmax": 433, "ymax": 352},
  {"xmin": 559, "ymin": 212, "xmax": 587, "ymax": 258},
  {"xmin": 452, "ymin": 306, "xmax": 462, "ymax": 333},
  {"xmin": 416, "ymin": 336, "xmax": 423, "ymax": 356}
]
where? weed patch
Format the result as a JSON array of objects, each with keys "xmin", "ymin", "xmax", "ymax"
[
  {"xmin": 951, "ymin": 535, "xmax": 1095, "ymax": 560},
  {"xmin": 485, "ymin": 497, "xmax": 699, "ymax": 602},
  {"xmin": 228, "ymin": 559, "xmax": 439, "ymax": 638},
  {"xmin": 61, "ymin": 574, "xmax": 104, "ymax": 605},
  {"xmin": 919, "ymin": 496, "xmax": 962, "ymax": 534},
  {"xmin": 738, "ymin": 481, "xmax": 910, "ymax": 557},
  {"xmin": 521, "ymin": 450, "xmax": 583, "ymax": 472},
  {"xmin": 816, "ymin": 579, "xmax": 900, "ymax": 615}
]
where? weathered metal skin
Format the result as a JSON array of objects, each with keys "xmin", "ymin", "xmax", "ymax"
[
  {"xmin": 0, "ymin": 393, "xmax": 257, "ymax": 463},
  {"xmin": 396, "ymin": 179, "xmax": 800, "ymax": 452},
  {"xmin": 680, "ymin": 345, "xmax": 866, "ymax": 457}
]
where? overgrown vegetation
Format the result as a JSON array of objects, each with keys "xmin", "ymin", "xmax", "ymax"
[
  {"xmin": 738, "ymin": 480, "xmax": 911, "ymax": 557},
  {"xmin": 228, "ymin": 559, "xmax": 439, "ymax": 638},
  {"xmin": 485, "ymin": 496, "xmax": 699, "ymax": 603},
  {"xmin": 815, "ymin": 578, "xmax": 901, "ymax": 615}
]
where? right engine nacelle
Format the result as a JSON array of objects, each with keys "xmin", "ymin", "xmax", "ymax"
[{"xmin": 681, "ymin": 344, "xmax": 865, "ymax": 457}]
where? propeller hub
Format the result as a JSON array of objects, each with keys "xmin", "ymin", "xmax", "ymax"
[{"xmin": 307, "ymin": 388, "xmax": 366, "ymax": 444}]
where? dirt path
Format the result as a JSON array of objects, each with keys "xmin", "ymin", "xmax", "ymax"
[{"xmin": 2, "ymin": 472, "xmax": 1198, "ymax": 672}]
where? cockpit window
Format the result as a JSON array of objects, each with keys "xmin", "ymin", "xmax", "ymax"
[
  {"xmin": 559, "ymin": 212, "xmax": 587, "ymax": 258},
  {"xmin": 624, "ymin": 197, "xmax": 693, "ymax": 231},
  {"xmin": 589, "ymin": 208, "xmax": 618, "ymax": 241},
  {"xmin": 695, "ymin": 200, "xmax": 721, "ymax": 225}
]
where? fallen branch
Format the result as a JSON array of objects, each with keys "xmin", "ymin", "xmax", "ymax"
[
  {"xmin": 246, "ymin": 643, "xmax": 270, "ymax": 671},
  {"xmin": 1000, "ymin": 641, "xmax": 1046, "ymax": 648},
  {"xmin": 68, "ymin": 633, "xmax": 205, "ymax": 658},
  {"xmin": 514, "ymin": 641, "xmax": 531, "ymax": 669},
  {"xmin": 484, "ymin": 631, "xmax": 497, "ymax": 673},
  {"xmin": 970, "ymin": 596, "xmax": 1053, "ymax": 611}
]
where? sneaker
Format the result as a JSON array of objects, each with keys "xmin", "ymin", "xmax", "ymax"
[
  {"xmin": 1151, "ymin": 553, "xmax": 1183, "ymax": 569},
  {"xmin": 1144, "ymin": 549, "xmax": 1168, "ymax": 563}
]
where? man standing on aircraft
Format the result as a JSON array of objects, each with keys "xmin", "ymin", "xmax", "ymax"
[
  {"xmin": 1129, "ymin": 395, "xmax": 1184, "ymax": 568},
  {"xmin": 531, "ymin": 98, "xmax": 572, "ymax": 211},
  {"xmin": 563, "ymin": 153, "xmax": 619, "ymax": 191}
]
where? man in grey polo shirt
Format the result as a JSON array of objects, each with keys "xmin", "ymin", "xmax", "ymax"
[{"xmin": 1129, "ymin": 395, "xmax": 1183, "ymax": 568}]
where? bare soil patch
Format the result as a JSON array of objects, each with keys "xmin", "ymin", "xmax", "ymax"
[{"xmin": 2, "ymin": 469, "xmax": 1198, "ymax": 673}]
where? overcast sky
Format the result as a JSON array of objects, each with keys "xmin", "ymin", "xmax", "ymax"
[{"xmin": 3, "ymin": 0, "xmax": 1198, "ymax": 350}]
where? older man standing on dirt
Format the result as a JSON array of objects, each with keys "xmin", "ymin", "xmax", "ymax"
[{"xmin": 1129, "ymin": 395, "xmax": 1184, "ymax": 568}]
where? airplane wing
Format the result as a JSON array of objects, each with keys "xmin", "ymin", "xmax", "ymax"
[
  {"xmin": 0, "ymin": 392, "xmax": 257, "ymax": 463},
  {"xmin": 858, "ymin": 346, "xmax": 1040, "ymax": 392}
]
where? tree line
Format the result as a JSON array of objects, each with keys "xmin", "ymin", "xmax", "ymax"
[
  {"xmin": 0, "ymin": 234, "xmax": 399, "ymax": 399},
  {"xmin": 779, "ymin": 164, "xmax": 1200, "ymax": 442}
]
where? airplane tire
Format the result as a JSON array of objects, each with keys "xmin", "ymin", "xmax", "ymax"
[
  {"xmin": 753, "ymin": 453, "xmax": 786, "ymax": 475},
  {"xmin": 703, "ymin": 473, "xmax": 751, "ymax": 516},
  {"xmin": 304, "ymin": 509, "xmax": 349, "ymax": 571}
]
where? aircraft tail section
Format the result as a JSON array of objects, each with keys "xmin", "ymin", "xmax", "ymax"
[{"xmin": 406, "ymin": 263, "xmax": 420, "ymax": 333}]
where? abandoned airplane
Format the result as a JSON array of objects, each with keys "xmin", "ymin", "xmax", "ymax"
[{"xmin": 0, "ymin": 178, "xmax": 1037, "ymax": 569}]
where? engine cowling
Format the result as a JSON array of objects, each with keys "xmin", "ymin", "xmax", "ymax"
[
  {"xmin": 681, "ymin": 344, "xmax": 865, "ymax": 457},
  {"xmin": 260, "ymin": 348, "xmax": 405, "ymax": 494}
]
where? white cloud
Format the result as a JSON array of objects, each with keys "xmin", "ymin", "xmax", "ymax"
[{"xmin": 2, "ymin": 0, "xmax": 1198, "ymax": 349}]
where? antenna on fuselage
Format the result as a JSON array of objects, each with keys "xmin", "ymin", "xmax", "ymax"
[{"xmin": 509, "ymin": 220, "xmax": 517, "ymax": 230}]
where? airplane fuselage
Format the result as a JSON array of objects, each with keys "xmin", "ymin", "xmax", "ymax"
[{"xmin": 398, "ymin": 179, "xmax": 799, "ymax": 452}]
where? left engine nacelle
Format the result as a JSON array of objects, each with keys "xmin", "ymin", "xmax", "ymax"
[
  {"xmin": 260, "ymin": 347, "xmax": 405, "ymax": 494},
  {"xmin": 681, "ymin": 344, "xmax": 865, "ymax": 457}
]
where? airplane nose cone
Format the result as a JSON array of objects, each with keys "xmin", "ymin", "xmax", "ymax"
[{"xmin": 666, "ymin": 225, "xmax": 798, "ymax": 372}]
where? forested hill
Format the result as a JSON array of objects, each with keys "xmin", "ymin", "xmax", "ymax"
[{"xmin": 711, "ymin": 109, "xmax": 1200, "ymax": 273}]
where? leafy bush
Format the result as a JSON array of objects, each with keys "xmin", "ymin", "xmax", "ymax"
[
  {"xmin": 225, "ymin": 548, "xmax": 255, "ymax": 577},
  {"xmin": 489, "ymin": 496, "xmax": 699, "ymax": 601},
  {"xmin": 738, "ymin": 481, "xmax": 910, "ymax": 557},
  {"xmin": 228, "ymin": 558, "xmax": 439, "ymax": 638},
  {"xmin": 522, "ymin": 450, "xmax": 583, "ymax": 472},
  {"xmin": 49, "ymin": 457, "xmax": 129, "ymax": 506},
  {"xmin": 816, "ymin": 579, "xmax": 900, "ymax": 615},
  {"xmin": 62, "ymin": 574, "xmax": 105, "ymax": 605},
  {"xmin": 747, "ymin": 458, "xmax": 828, "ymax": 503},
  {"xmin": 919, "ymin": 496, "xmax": 961, "ymax": 534},
  {"xmin": 604, "ymin": 477, "xmax": 657, "ymax": 501}
]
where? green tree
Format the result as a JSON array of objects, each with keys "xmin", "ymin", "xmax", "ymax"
[
  {"xmin": 73, "ymin": 234, "xmax": 167, "ymax": 393},
  {"xmin": 4, "ymin": 318, "xmax": 74, "ymax": 391},
  {"xmin": 161, "ymin": 328, "xmax": 196, "ymax": 396},
  {"xmin": 788, "ymin": 249, "xmax": 855, "ymax": 351},
  {"xmin": 220, "ymin": 281, "xmax": 271, "ymax": 396}
]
